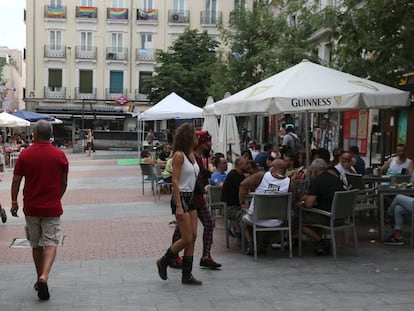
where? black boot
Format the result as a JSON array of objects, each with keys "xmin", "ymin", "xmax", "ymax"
[
  {"xmin": 156, "ymin": 248, "xmax": 176, "ymax": 280},
  {"xmin": 181, "ymin": 256, "xmax": 202, "ymax": 285}
]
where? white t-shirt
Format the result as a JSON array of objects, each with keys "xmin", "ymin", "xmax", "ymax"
[{"xmin": 243, "ymin": 172, "xmax": 290, "ymax": 227}]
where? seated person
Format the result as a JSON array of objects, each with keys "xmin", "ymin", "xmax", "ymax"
[
  {"xmin": 384, "ymin": 194, "xmax": 414, "ymax": 246},
  {"xmin": 334, "ymin": 151, "xmax": 357, "ymax": 187},
  {"xmin": 254, "ymin": 143, "xmax": 274, "ymax": 171},
  {"xmin": 239, "ymin": 159, "xmax": 293, "ymax": 255},
  {"xmin": 210, "ymin": 153, "xmax": 228, "ymax": 186},
  {"xmin": 301, "ymin": 158, "xmax": 344, "ymax": 255},
  {"xmin": 221, "ymin": 156, "xmax": 250, "ymax": 238},
  {"xmin": 159, "ymin": 158, "xmax": 172, "ymax": 193},
  {"xmin": 157, "ymin": 144, "xmax": 172, "ymax": 165},
  {"xmin": 381, "ymin": 144, "xmax": 413, "ymax": 176},
  {"xmin": 140, "ymin": 149, "xmax": 156, "ymax": 165}
]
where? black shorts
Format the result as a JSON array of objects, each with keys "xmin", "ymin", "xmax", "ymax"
[{"xmin": 170, "ymin": 192, "xmax": 196, "ymax": 215}]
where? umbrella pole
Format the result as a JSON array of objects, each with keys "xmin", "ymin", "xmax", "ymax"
[{"xmin": 305, "ymin": 110, "xmax": 311, "ymax": 188}]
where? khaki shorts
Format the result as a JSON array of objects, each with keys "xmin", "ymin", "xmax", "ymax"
[{"xmin": 25, "ymin": 216, "xmax": 61, "ymax": 248}]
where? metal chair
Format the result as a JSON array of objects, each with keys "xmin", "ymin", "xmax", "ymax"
[
  {"xmin": 206, "ymin": 185, "xmax": 226, "ymax": 227},
  {"xmin": 299, "ymin": 189, "xmax": 358, "ymax": 259},
  {"xmin": 241, "ymin": 192, "xmax": 293, "ymax": 260},
  {"xmin": 345, "ymin": 172, "xmax": 378, "ymax": 214},
  {"xmin": 139, "ymin": 163, "xmax": 157, "ymax": 200},
  {"xmin": 154, "ymin": 165, "xmax": 172, "ymax": 200}
]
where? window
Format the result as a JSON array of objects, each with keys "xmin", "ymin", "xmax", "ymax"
[
  {"xmin": 79, "ymin": 70, "xmax": 93, "ymax": 93},
  {"xmin": 139, "ymin": 71, "xmax": 152, "ymax": 94},
  {"xmin": 80, "ymin": 32, "xmax": 93, "ymax": 51},
  {"xmin": 143, "ymin": 0, "xmax": 153, "ymax": 10},
  {"xmin": 205, "ymin": 0, "xmax": 217, "ymax": 12},
  {"xmin": 49, "ymin": 30, "xmax": 62, "ymax": 50},
  {"xmin": 111, "ymin": 33, "xmax": 123, "ymax": 51},
  {"xmin": 112, "ymin": 0, "xmax": 124, "ymax": 8},
  {"xmin": 173, "ymin": 0, "xmax": 185, "ymax": 10},
  {"xmin": 81, "ymin": 0, "xmax": 93, "ymax": 6},
  {"xmin": 48, "ymin": 69, "xmax": 62, "ymax": 90},
  {"xmin": 50, "ymin": 0, "xmax": 62, "ymax": 6},
  {"xmin": 234, "ymin": 0, "xmax": 246, "ymax": 9},
  {"xmin": 141, "ymin": 34, "xmax": 153, "ymax": 49},
  {"xmin": 110, "ymin": 71, "xmax": 123, "ymax": 93}
]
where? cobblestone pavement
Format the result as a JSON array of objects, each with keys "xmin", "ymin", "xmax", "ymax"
[{"xmin": 0, "ymin": 150, "xmax": 413, "ymax": 310}]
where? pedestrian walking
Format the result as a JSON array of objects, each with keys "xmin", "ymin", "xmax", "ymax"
[
  {"xmin": 156, "ymin": 123, "xmax": 202, "ymax": 285},
  {"xmin": 10, "ymin": 120, "xmax": 69, "ymax": 300}
]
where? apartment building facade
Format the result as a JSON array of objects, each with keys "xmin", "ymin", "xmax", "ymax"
[{"xmin": 25, "ymin": 0, "xmax": 253, "ymax": 134}]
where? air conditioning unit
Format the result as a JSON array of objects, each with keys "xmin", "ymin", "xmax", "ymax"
[
  {"xmin": 171, "ymin": 13, "xmax": 188, "ymax": 23},
  {"xmin": 107, "ymin": 52, "xmax": 115, "ymax": 59}
]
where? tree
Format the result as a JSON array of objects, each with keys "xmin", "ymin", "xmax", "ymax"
[
  {"xmin": 209, "ymin": 1, "xmax": 319, "ymax": 99},
  {"xmin": 331, "ymin": 0, "xmax": 414, "ymax": 87},
  {"xmin": 144, "ymin": 28, "xmax": 219, "ymax": 107}
]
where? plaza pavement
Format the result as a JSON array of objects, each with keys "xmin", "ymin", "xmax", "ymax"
[{"xmin": 0, "ymin": 150, "xmax": 414, "ymax": 310}]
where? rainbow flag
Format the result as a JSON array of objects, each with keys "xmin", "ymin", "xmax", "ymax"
[
  {"xmin": 47, "ymin": 6, "xmax": 64, "ymax": 18},
  {"xmin": 108, "ymin": 8, "xmax": 128, "ymax": 19},
  {"xmin": 78, "ymin": 6, "xmax": 96, "ymax": 18},
  {"xmin": 138, "ymin": 9, "xmax": 157, "ymax": 20}
]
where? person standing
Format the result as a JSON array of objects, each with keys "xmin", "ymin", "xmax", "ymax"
[
  {"xmin": 170, "ymin": 131, "xmax": 222, "ymax": 270},
  {"xmin": 156, "ymin": 123, "xmax": 202, "ymax": 285},
  {"xmin": 86, "ymin": 129, "xmax": 94, "ymax": 157},
  {"xmin": 10, "ymin": 120, "xmax": 69, "ymax": 300}
]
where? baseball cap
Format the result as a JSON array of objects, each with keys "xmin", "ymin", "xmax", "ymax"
[
  {"xmin": 196, "ymin": 130, "xmax": 211, "ymax": 146},
  {"xmin": 285, "ymin": 124, "xmax": 295, "ymax": 130}
]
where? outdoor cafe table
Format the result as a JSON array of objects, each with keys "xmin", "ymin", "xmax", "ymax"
[
  {"xmin": 363, "ymin": 175, "xmax": 391, "ymax": 186},
  {"xmin": 378, "ymin": 186, "xmax": 414, "ymax": 240}
]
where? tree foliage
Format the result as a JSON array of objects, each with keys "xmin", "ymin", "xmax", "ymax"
[
  {"xmin": 209, "ymin": 0, "xmax": 319, "ymax": 99},
  {"xmin": 331, "ymin": 0, "xmax": 414, "ymax": 87},
  {"xmin": 145, "ymin": 28, "xmax": 219, "ymax": 107}
]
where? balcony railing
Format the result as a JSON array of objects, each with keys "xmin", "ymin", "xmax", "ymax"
[
  {"xmin": 168, "ymin": 10, "xmax": 190, "ymax": 23},
  {"xmin": 136, "ymin": 48, "xmax": 155, "ymax": 62},
  {"xmin": 106, "ymin": 47, "xmax": 128, "ymax": 60},
  {"xmin": 137, "ymin": 9, "xmax": 158, "ymax": 22},
  {"xmin": 107, "ymin": 8, "xmax": 128, "ymax": 20},
  {"xmin": 75, "ymin": 46, "xmax": 97, "ymax": 59},
  {"xmin": 200, "ymin": 11, "xmax": 222, "ymax": 25},
  {"xmin": 135, "ymin": 90, "xmax": 149, "ymax": 101},
  {"xmin": 44, "ymin": 45, "xmax": 66, "ymax": 58},
  {"xmin": 106, "ymin": 88, "xmax": 128, "ymax": 100},
  {"xmin": 44, "ymin": 5, "xmax": 66, "ymax": 18},
  {"xmin": 44, "ymin": 86, "xmax": 66, "ymax": 99},
  {"xmin": 75, "ymin": 87, "xmax": 97, "ymax": 100}
]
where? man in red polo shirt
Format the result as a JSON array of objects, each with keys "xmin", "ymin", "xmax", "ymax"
[{"xmin": 11, "ymin": 120, "xmax": 69, "ymax": 301}]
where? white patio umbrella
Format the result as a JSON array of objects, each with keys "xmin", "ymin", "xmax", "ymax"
[
  {"xmin": 214, "ymin": 59, "xmax": 410, "ymax": 116},
  {"xmin": 202, "ymin": 96, "xmax": 220, "ymax": 154},
  {"xmin": 217, "ymin": 93, "xmax": 241, "ymax": 162},
  {"xmin": 0, "ymin": 112, "xmax": 31, "ymax": 127},
  {"xmin": 214, "ymin": 59, "xmax": 410, "ymax": 172}
]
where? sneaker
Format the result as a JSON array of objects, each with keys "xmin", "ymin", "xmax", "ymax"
[
  {"xmin": 200, "ymin": 256, "xmax": 222, "ymax": 269},
  {"xmin": 1, "ymin": 207, "xmax": 6, "ymax": 223},
  {"xmin": 168, "ymin": 256, "xmax": 183, "ymax": 269},
  {"xmin": 383, "ymin": 235, "xmax": 404, "ymax": 246}
]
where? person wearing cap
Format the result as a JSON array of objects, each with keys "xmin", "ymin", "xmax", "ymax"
[
  {"xmin": 281, "ymin": 124, "xmax": 300, "ymax": 157},
  {"xmin": 170, "ymin": 130, "xmax": 222, "ymax": 270}
]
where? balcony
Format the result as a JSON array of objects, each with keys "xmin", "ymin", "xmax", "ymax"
[
  {"xmin": 75, "ymin": 46, "xmax": 97, "ymax": 59},
  {"xmin": 106, "ymin": 88, "xmax": 128, "ymax": 101},
  {"xmin": 44, "ymin": 5, "xmax": 66, "ymax": 19},
  {"xmin": 135, "ymin": 90, "xmax": 149, "ymax": 101},
  {"xmin": 44, "ymin": 45, "xmax": 66, "ymax": 58},
  {"xmin": 200, "ymin": 11, "xmax": 222, "ymax": 25},
  {"xmin": 137, "ymin": 9, "xmax": 158, "ymax": 22},
  {"xmin": 107, "ymin": 7, "xmax": 128, "ymax": 20},
  {"xmin": 136, "ymin": 48, "xmax": 155, "ymax": 62},
  {"xmin": 75, "ymin": 87, "xmax": 97, "ymax": 100},
  {"xmin": 76, "ymin": 6, "xmax": 98, "ymax": 19},
  {"xmin": 44, "ymin": 86, "xmax": 66, "ymax": 99},
  {"xmin": 168, "ymin": 10, "xmax": 190, "ymax": 23},
  {"xmin": 106, "ymin": 47, "xmax": 128, "ymax": 61}
]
